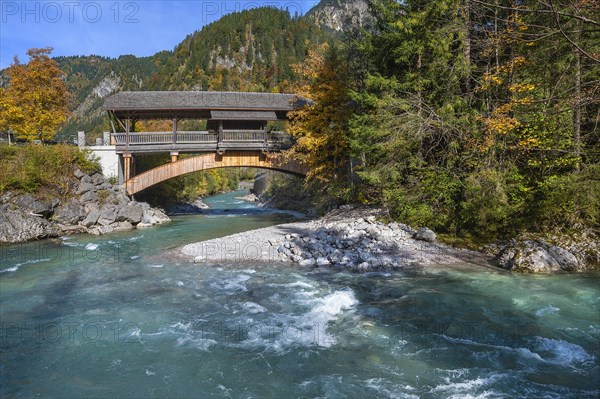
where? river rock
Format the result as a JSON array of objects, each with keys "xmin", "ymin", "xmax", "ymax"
[
  {"xmin": 235, "ymin": 193, "xmax": 259, "ymax": 202},
  {"xmin": 316, "ymin": 257, "xmax": 331, "ymax": 266},
  {"xmin": 355, "ymin": 221, "xmax": 370, "ymax": 230},
  {"xmin": 117, "ymin": 204, "xmax": 144, "ymax": 224},
  {"xmin": 138, "ymin": 208, "xmax": 170, "ymax": 227},
  {"xmin": 97, "ymin": 205, "xmax": 118, "ymax": 226},
  {"xmin": 110, "ymin": 221, "xmax": 134, "ymax": 232},
  {"xmin": 299, "ymin": 258, "xmax": 316, "ymax": 267},
  {"xmin": 89, "ymin": 225, "xmax": 114, "ymax": 236},
  {"xmin": 414, "ymin": 227, "xmax": 436, "ymax": 242},
  {"xmin": 0, "ymin": 210, "xmax": 59, "ymax": 243},
  {"xmin": 12, "ymin": 194, "xmax": 56, "ymax": 217},
  {"xmin": 81, "ymin": 210, "xmax": 101, "ymax": 227},
  {"xmin": 546, "ymin": 245, "xmax": 580, "ymax": 271},
  {"xmin": 53, "ymin": 200, "xmax": 87, "ymax": 224},
  {"xmin": 497, "ymin": 240, "xmax": 583, "ymax": 273}
]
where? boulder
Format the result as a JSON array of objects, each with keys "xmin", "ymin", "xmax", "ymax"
[
  {"xmin": 0, "ymin": 210, "xmax": 59, "ymax": 243},
  {"xmin": 366, "ymin": 225, "xmax": 380, "ymax": 237},
  {"xmin": 89, "ymin": 225, "xmax": 114, "ymax": 236},
  {"xmin": 414, "ymin": 227, "xmax": 436, "ymax": 242},
  {"xmin": 546, "ymin": 245, "xmax": 580, "ymax": 271},
  {"xmin": 77, "ymin": 182, "xmax": 96, "ymax": 195},
  {"xmin": 97, "ymin": 205, "xmax": 118, "ymax": 226},
  {"xmin": 73, "ymin": 169, "xmax": 85, "ymax": 179},
  {"xmin": 140, "ymin": 208, "xmax": 170, "ymax": 226},
  {"xmin": 497, "ymin": 240, "xmax": 583, "ymax": 273},
  {"xmin": 355, "ymin": 222, "xmax": 370, "ymax": 230},
  {"xmin": 13, "ymin": 194, "xmax": 56, "ymax": 217},
  {"xmin": 81, "ymin": 210, "xmax": 101, "ymax": 227},
  {"xmin": 299, "ymin": 258, "xmax": 316, "ymax": 267},
  {"xmin": 110, "ymin": 221, "xmax": 134, "ymax": 232},
  {"xmin": 91, "ymin": 173, "xmax": 105, "ymax": 186},
  {"xmin": 117, "ymin": 204, "xmax": 144, "ymax": 224},
  {"xmin": 316, "ymin": 257, "xmax": 331, "ymax": 266},
  {"xmin": 79, "ymin": 190, "xmax": 99, "ymax": 204},
  {"xmin": 53, "ymin": 200, "xmax": 87, "ymax": 224}
]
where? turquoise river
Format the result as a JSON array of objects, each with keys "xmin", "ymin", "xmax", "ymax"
[{"xmin": 1, "ymin": 191, "xmax": 599, "ymax": 398}]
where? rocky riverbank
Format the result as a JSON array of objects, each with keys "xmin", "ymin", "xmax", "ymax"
[
  {"xmin": 0, "ymin": 170, "xmax": 170, "ymax": 244},
  {"xmin": 181, "ymin": 205, "xmax": 599, "ymax": 273},
  {"xmin": 181, "ymin": 206, "xmax": 495, "ymax": 272}
]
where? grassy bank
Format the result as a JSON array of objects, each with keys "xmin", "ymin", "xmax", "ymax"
[{"xmin": 0, "ymin": 144, "xmax": 100, "ymax": 200}]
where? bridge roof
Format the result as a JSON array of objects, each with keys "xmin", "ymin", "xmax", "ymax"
[{"xmin": 103, "ymin": 91, "xmax": 307, "ymax": 119}]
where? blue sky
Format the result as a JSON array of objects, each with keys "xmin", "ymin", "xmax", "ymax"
[{"xmin": 0, "ymin": 0, "xmax": 320, "ymax": 68}]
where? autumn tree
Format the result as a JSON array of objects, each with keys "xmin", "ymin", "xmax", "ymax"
[
  {"xmin": 287, "ymin": 44, "xmax": 354, "ymax": 202},
  {"xmin": 0, "ymin": 47, "xmax": 69, "ymax": 142}
]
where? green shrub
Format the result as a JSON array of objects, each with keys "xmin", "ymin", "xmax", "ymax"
[
  {"xmin": 459, "ymin": 168, "xmax": 524, "ymax": 239},
  {"xmin": 534, "ymin": 165, "xmax": 600, "ymax": 228},
  {"xmin": 0, "ymin": 144, "xmax": 101, "ymax": 198}
]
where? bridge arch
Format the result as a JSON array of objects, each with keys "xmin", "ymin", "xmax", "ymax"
[{"xmin": 126, "ymin": 151, "xmax": 306, "ymax": 195}]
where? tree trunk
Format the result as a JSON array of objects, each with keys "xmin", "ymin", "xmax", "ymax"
[
  {"xmin": 463, "ymin": 0, "xmax": 472, "ymax": 96},
  {"xmin": 574, "ymin": 42, "xmax": 581, "ymax": 171}
]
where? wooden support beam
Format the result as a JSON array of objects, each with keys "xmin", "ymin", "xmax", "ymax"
[
  {"xmin": 218, "ymin": 121, "xmax": 223, "ymax": 143},
  {"xmin": 125, "ymin": 118, "xmax": 130, "ymax": 152},
  {"xmin": 172, "ymin": 117, "xmax": 177, "ymax": 144},
  {"xmin": 123, "ymin": 153, "xmax": 133, "ymax": 193}
]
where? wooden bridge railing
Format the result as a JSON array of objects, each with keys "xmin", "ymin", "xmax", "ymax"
[
  {"xmin": 111, "ymin": 130, "xmax": 294, "ymax": 148},
  {"xmin": 222, "ymin": 130, "xmax": 264, "ymax": 142},
  {"xmin": 112, "ymin": 131, "xmax": 218, "ymax": 145}
]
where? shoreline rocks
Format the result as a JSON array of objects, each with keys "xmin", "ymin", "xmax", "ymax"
[
  {"xmin": 166, "ymin": 199, "xmax": 209, "ymax": 215},
  {"xmin": 180, "ymin": 205, "xmax": 598, "ymax": 274},
  {"xmin": 0, "ymin": 169, "xmax": 170, "ymax": 244},
  {"xmin": 181, "ymin": 206, "xmax": 494, "ymax": 273},
  {"xmin": 235, "ymin": 192, "xmax": 259, "ymax": 202},
  {"xmin": 495, "ymin": 230, "xmax": 599, "ymax": 273}
]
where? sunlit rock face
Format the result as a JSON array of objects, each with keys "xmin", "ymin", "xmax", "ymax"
[{"xmin": 307, "ymin": 0, "xmax": 373, "ymax": 32}]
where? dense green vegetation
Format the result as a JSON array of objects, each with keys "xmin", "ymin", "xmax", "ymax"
[
  {"xmin": 151, "ymin": 8, "xmax": 327, "ymax": 92},
  {"xmin": 288, "ymin": 0, "xmax": 599, "ymax": 242},
  {"xmin": 0, "ymin": 144, "xmax": 100, "ymax": 199}
]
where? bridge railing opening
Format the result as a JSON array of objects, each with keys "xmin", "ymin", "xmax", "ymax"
[
  {"xmin": 111, "ymin": 130, "xmax": 294, "ymax": 149},
  {"xmin": 222, "ymin": 130, "xmax": 264, "ymax": 142}
]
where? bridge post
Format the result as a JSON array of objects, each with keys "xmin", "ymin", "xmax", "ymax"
[
  {"xmin": 263, "ymin": 125, "xmax": 268, "ymax": 147},
  {"xmin": 170, "ymin": 151, "xmax": 179, "ymax": 162},
  {"xmin": 172, "ymin": 117, "xmax": 177, "ymax": 144},
  {"xmin": 77, "ymin": 131, "xmax": 85, "ymax": 148},
  {"xmin": 123, "ymin": 153, "xmax": 133, "ymax": 181}
]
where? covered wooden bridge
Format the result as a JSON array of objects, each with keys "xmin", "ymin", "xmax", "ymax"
[{"xmin": 102, "ymin": 91, "xmax": 309, "ymax": 195}]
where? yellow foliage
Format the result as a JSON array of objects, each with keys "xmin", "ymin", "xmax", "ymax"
[
  {"xmin": 509, "ymin": 83, "xmax": 536, "ymax": 93},
  {"xmin": 287, "ymin": 44, "xmax": 352, "ymax": 184},
  {"xmin": 0, "ymin": 48, "xmax": 69, "ymax": 142}
]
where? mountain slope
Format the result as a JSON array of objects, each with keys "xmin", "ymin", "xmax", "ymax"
[{"xmin": 51, "ymin": 2, "xmax": 365, "ymax": 141}]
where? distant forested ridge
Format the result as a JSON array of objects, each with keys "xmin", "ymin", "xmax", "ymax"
[{"xmin": 48, "ymin": 6, "xmax": 334, "ymax": 141}]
